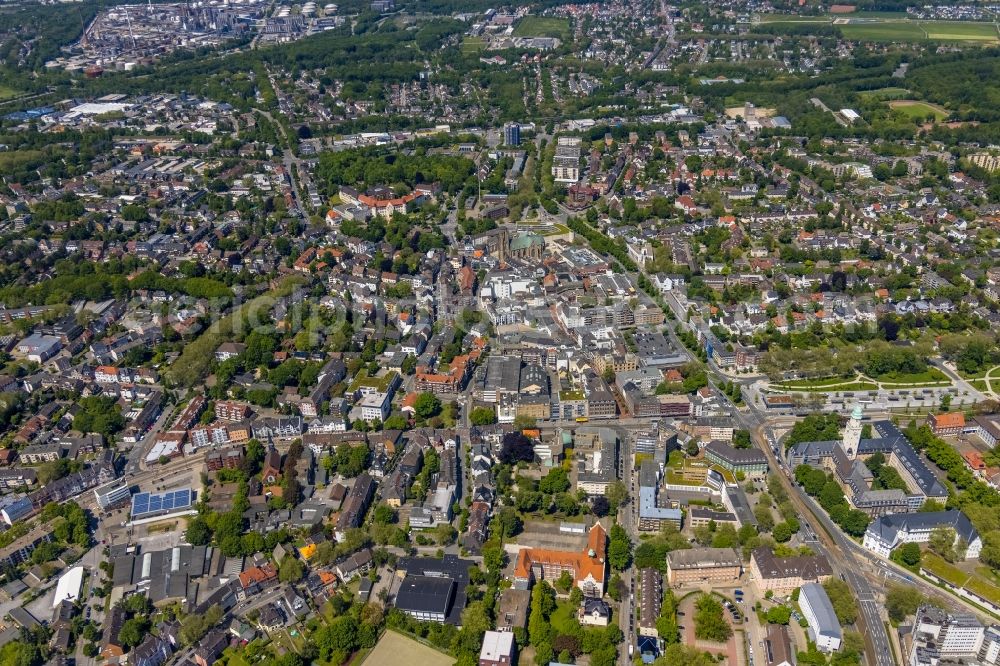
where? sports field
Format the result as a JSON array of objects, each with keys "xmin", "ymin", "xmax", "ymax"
[
  {"xmin": 757, "ymin": 13, "xmax": 1000, "ymax": 43},
  {"xmin": 461, "ymin": 36, "xmax": 485, "ymax": 52},
  {"xmin": 858, "ymin": 87, "xmax": 910, "ymax": 100},
  {"xmin": 513, "ymin": 16, "xmax": 571, "ymax": 40},
  {"xmin": 362, "ymin": 631, "xmax": 453, "ymax": 666},
  {"xmin": 888, "ymin": 100, "xmax": 949, "ymax": 121}
]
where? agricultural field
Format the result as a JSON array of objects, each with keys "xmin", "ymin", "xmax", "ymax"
[
  {"xmin": 838, "ymin": 20, "xmax": 928, "ymax": 41},
  {"xmin": 757, "ymin": 12, "xmax": 1000, "ymax": 43},
  {"xmin": 756, "ymin": 14, "xmax": 831, "ymax": 23},
  {"xmin": 888, "ymin": 100, "xmax": 950, "ymax": 121},
  {"xmin": 921, "ymin": 20, "xmax": 1000, "ymax": 41},
  {"xmin": 513, "ymin": 16, "xmax": 571, "ymax": 40},
  {"xmin": 362, "ymin": 631, "xmax": 453, "ymax": 666}
]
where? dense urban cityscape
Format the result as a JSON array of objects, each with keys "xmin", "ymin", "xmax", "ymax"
[{"xmin": 3, "ymin": 1, "xmax": 1000, "ymax": 666}]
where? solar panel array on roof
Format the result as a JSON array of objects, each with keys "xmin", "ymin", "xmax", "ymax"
[{"xmin": 131, "ymin": 488, "xmax": 193, "ymax": 519}]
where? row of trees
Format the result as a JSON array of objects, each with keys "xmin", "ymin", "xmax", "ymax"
[
  {"xmin": 527, "ymin": 580, "xmax": 622, "ymax": 666},
  {"xmin": 315, "ymin": 148, "xmax": 475, "ymax": 196},
  {"xmin": 794, "ymin": 465, "xmax": 871, "ymax": 537},
  {"xmin": 693, "ymin": 594, "xmax": 732, "ymax": 643}
]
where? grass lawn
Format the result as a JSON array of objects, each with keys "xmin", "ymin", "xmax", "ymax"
[
  {"xmin": 461, "ymin": 36, "xmax": 485, "ymax": 52},
  {"xmin": 921, "ymin": 20, "xmax": 999, "ymax": 41},
  {"xmin": 772, "ymin": 381, "xmax": 878, "ymax": 392},
  {"xmin": 876, "ymin": 368, "xmax": 950, "ymax": 385},
  {"xmin": 362, "ymin": 631, "xmax": 453, "ymax": 666},
  {"xmin": 270, "ymin": 629, "xmax": 305, "ymax": 655},
  {"xmin": 978, "ymin": 566, "xmax": 1000, "ymax": 588},
  {"xmin": 840, "ymin": 17, "xmax": 997, "ymax": 42},
  {"xmin": 513, "ymin": 16, "xmax": 571, "ymax": 40},
  {"xmin": 756, "ymin": 14, "xmax": 832, "ymax": 23},
  {"xmin": 551, "ymin": 601, "xmax": 581, "ymax": 634},
  {"xmin": 775, "ymin": 376, "xmax": 856, "ymax": 388},
  {"xmin": 710, "ymin": 465, "xmax": 737, "ymax": 485},
  {"xmin": 922, "ymin": 552, "xmax": 1000, "ymax": 607},
  {"xmin": 221, "ymin": 647, "xmax": 251, "ymax": 666},
  {"xmin": 751, "ymin": 14, "xmax": 998, "ymax": 43},
  {"xmin": 851, "ymin": 11, "xmax": 918, "ymax": 18},
  {"xmin": 840, "ymin": 21, "xmax": 928, "ymax": 41},
  {"xmin": 889, "ymin": 100, "xmax": 950, "ymax": 121},
  {"xmin": 858, "ymin": 87, "xmax": 911, "ymax": 100},
  {"xmin": 666, "ymin": 470, "xmax": 707, "ymax": 486},
  {"xmin": 0, "ymin": 86, "xmax": 18, "ymax": 100},
  {"xmin": 542, "ymin": 223, "xmax": 571, "ymax": 236}
]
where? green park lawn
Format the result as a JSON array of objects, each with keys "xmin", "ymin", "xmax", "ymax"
[
  {"xmin": 772, "ymin": 379, "xmax": 878, "ymax": 392},
  {"xmin": 875, "ymin": 368, "xmax": 949, "ymax": 385}
]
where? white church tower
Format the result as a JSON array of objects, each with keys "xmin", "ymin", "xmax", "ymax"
[{"xmin": 843, "ymin": 404, "xmax": 864, "ymax": 460}]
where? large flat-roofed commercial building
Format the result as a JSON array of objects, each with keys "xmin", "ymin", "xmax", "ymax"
[
  {"xmin": 52, "ymin": 566, "xmax": 85, "ymax": 608},
  {"xmin": 575, "ymin": 428, "xmax": 619, "ymax": 496},
  {"xmin": 666, "ymin": 547, "xmax": 741, "ymax": 587},
  {"xmin": 722, "ymin": 484, "xmax": 759, "ymax": 529},
  {"xmin": 749, "ymin": 547, "xmax": 832, "ymax": 596},
  {"xmin": 394, "ymin": 575, "xmax": 456, "ymax": 623},
  {"xmin": 910, "ymin": 605, "xmax": 985, "ymax": 666},
  {"xmin": 394, "ymin": 554, "xmax": 473, "ymax": 624},
  {"xmin": 551, "ymin": 136, "xmax": 581, "ymax": 183},
  {"xmin": 637, "ymin": 461, "xmax": 682, "ymax": 531},
  {"xmin": 799, "ymin": 582, "xmax": 842, "ymax": 652},
  {"xmin": 688, "ymin": 507, "xmax": 738, "ymax": 529},
  {"xmin": 94, "ymin": 478, "xmax": 132, "ymax": 512},
  {"xmin": 704, "ymin": 441, "xmax": 768, "ymax": 478},
  {"xmin": 130, "ymin": 487, "xmax": 193, "ymax": 520}
]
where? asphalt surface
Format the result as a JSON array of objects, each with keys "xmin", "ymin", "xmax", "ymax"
[{"xmin": 711, "ymin": 381, "xmax": 896, "ymax": 666}]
